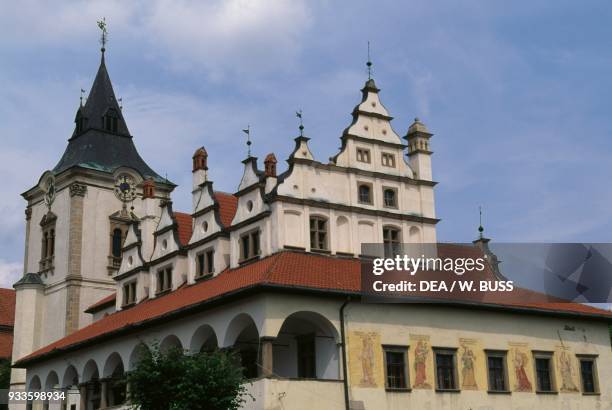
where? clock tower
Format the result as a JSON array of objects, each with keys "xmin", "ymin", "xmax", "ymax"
[{"xmin": 10, "ymin": 45, "xmax": 174, "ymax": 394}]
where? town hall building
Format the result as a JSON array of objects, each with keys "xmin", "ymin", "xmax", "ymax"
[{"xmin": 9, "ymin": 36, "xmax": 612, "ymax": 410}]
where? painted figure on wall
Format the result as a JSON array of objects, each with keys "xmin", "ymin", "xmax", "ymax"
[
  {"xmin": 359, "ymin": 333, "xmax": 376, "ymax": 387},
  {"xmin": 512, "ymin": 349, "xmax": 532, "ymax": 392},
  {"xmin": 461, "ymin": 344, "xmax": 477, "ymax": 389},
  {"xmin": 413, "ymin": 339, "xmax": 431, "ymax": 388},
  {"xmin": 559, "ymin": 350, "xmax": 578, "ymax": 392}
]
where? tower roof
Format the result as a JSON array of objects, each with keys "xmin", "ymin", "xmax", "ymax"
[{"xmin": 52, "ymin": 53, "xmax": 170, "ymax": 185}]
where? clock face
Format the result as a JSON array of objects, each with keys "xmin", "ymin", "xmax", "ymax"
[
  {"xmin": 40, "ymin": 171, "xmax": 56, "ymax": 208},
  {"xmin": 114, "ymin": 174, "xmax": 137, "ymax": 202}
]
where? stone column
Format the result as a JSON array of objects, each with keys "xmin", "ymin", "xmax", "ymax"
[
  {"xmin": 65, "ymin": 183, "xmax": 87, "ymax": 335},
  {"xmin": 78, "ymin": 384, "xmax": 87, "ymax": 410},
  {"xmin": 259, "ymin": 337, "xmax": 275, "ymax": 377},
  {"xmin": 99, "ymin": 379, "xmax": 108, "ymax": 409}
]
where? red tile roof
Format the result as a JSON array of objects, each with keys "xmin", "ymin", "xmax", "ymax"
[
  {"xmin": 0, "ymin": 331, "xmax": 13, "ymax": 359},
  {"xmin": 174, "ymin": 212, "xmax": 193, "ymax": 246},
  {"xmin": 0, "ymin": 288, "xmax": 16, "ymax": 327},
  {"xmin": 215, "ymin": 192, "xmax": 238, "ymax": 227},
  {"xmin": 84, "ymin": 293, "xmax": 116, "ymax": 314},
  {"xmin": 15, "ymin": 250, "xmax": 612, "ymax": 366}
]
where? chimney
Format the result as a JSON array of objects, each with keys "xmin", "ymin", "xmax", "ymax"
[
  {"xmin": 264, "ymin": 153, "xmax": 277, "ymax": 177},
  {"xmin": 192, "ymin": 147, "xmax": 208, "ymax": 190}
]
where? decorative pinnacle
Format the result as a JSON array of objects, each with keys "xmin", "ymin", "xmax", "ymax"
[
  {"xmin": 478, "ymin": 206, "xmax": 484, "ymax": 238},
  {"xmin": 296, "ymin": 110, "xmax": 304, "ymax": 136},
  {"xmin": 366, "ymin": 41, "xmax": 373, "ymax": 80},
  {"xmin": 242, "ymin": 125, "xmax": 252, "ymax": 157},
  {"xmin": 97, "ymin": 18, "xmax": 108, "ymax": 54}
]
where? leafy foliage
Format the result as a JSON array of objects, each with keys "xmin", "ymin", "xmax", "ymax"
[
  {"xmin": 0, "ymin": 358, "xmax": 10, "ymax": 389},
  {"xmin": 127, "ymin": 344, "xmax": 250, "ymax": 410}
]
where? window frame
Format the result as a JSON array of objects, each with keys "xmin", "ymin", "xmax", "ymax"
[
  {"xmin": 382, "ymin": 186, "xmax": 398, "ymax": 208},
  {"xmin": 122, "ymin": 281, "xmax": 137, "ymax": 307},
  {"xmin": 532, "ymin": 351, "xmax": 557, "ymax": 394},
  {"xmin": 156, "ymin": 266, "xmax": 173, "ymax": 294},
  {"xmin": 357, "ymin": 182, "xmax": 373, "ymax": 205},
  {"xmin": 382, "ymin": 345, "xmax": 410, "ymax": 391},
  {"xmin": 309, "ymin": 215, "xmax": 329, "ymax": 252},
  {"xmin": 356, "ymin": 147, "xmax": 371, "ymax": 164},
  {"xmin": 196, "ymin": 247, "xmax": 215, "ymax": 278},
  {"xmin": 577, "ymin": 354, "xmax": 599, "ymax": 395},
  {"xmin": 382, "ymin": 226, "xmax": 402, "ymax": 258},
  {"xmin": 381, "ymin": 152, "xmax": 396, "ymax": 168},
  {"xmin": 239, "ymin": 229, "xmax": 261, "ymax": 262},
  {"xmin": 433, "ymin": 347, "xmax": 459, "ymax": 392},
  {"xmin": 485, "ymin": 350, "xmax": 509, "ymax": 393}
]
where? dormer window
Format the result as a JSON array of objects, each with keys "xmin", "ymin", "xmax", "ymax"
[
  {"xmin": 240, "ymin": 230, "xmax": 261, "ymax": 262},
  {"xmin": 75, "ymin": 114, "xmax": 87, "ymax": 134},
  {"xmin": 103, "ymin": 109, "xmax": 119, "ymax": 133},
  {"xmin": 122, "ymin": 281, "xmax": 137, "ymax": 306},
  {"xmin": 196, "ymin": 249, "xmax": 215, "ymax": 277},
  {"xmin": 157, "ymin": 267, "xmax": 173, "ymax": 294},
  {"xmin": 356, "ymin": 148, "xmax": 371, "ymax": 163}
]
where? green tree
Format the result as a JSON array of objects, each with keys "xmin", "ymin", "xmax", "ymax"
[
  {"xmin": 0, "ymin": 359, "xmax": 10, "ymax": 389},
  {"xmin": 127, "ymin": 344, "xmax": 250, "ymax": 410}
]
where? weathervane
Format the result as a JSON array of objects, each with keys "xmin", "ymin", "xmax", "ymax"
[
  {"xmin": 242, "ymin": 125, "xmax": 252, "ymax": 157},
  {"xmin": 97, "ymin": 17, "xmax": 108, "ymax": 53},
  {"xmin": 367, "ymin": 41, "xmax": 373, "ymax": 80},
  {"xmin": 296, "ymin": 110, "xmax": 304, "ymax": 136},
  {"xmin": 80, "ymin": 88, "xmax": 86, "ymax": 106},
  {"xmin": 478, "ymin": 206, "xmax": 484, "ymax": 238}
]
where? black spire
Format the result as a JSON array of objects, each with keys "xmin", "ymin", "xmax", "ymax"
[{"xmin": 52, "ymin": 30, "xmax": 170, "ymax": 185}]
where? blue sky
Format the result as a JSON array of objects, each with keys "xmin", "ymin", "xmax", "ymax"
[{"xmin": 1, "ymin": 0, "xmax": 612, "ymax": 287}]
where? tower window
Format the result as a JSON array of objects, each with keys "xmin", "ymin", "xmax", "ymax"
[
  {"xmin": 309, "ymin": 216, "xmax": 328, "ymax": 251},
  {"xmin": 383, "ymin": 188, "xmax": 397, "ymax": 208},
  {"xmin": 383, "ymin": 226, "xmax": 401, "ymax": 258},
  {"xmin": 356, "ymin": 148, "xmax": 371, "ymax": 163},
  {"xmin": 240, "ymin": 230, "xmax": 261, "ymax": 262},
  {"xmin": 381, "ymin": 152, "xmax": 396, "ymax": 168},
  {"xmin": 103, "ymin": 109, "xmax": 119, "ymax": 133},
  {"xmin": 112, "ymin": 228, "xmax": 123, "ymax": 258},
  {"xmin": 39, "ymin": 213, "xmax": 57, "ymax": 272},
  {"xmin": 358, "ymin": 183, "xmax": 372, "ymax": 204}
]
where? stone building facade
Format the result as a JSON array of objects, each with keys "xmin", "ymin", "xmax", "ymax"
[{"xmin": 9, "ymin": 44, "xmax": 612, "ymax": 410}]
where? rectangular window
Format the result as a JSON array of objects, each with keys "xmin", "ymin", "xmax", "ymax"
[
  {"xmin": 157, "ymin": 267, "xmax": 172, "ymax": 293},
  {"xmin": 486, "ymin": 351, "xmax": 508, "ymax": 392},
  {"xmin": 240, "ymin": 230, "xmax": 261, "ymax": 262},
  {"xmin": 383, "ymin": 346, "xmax": 409, "ymax": 390},
  {"xmin": 196, "ymin": 249, "xmax": 215, "ymax": 277},
  {"xmin": 358, "ymin": 183, "xmax": 373, "ymax": 204},
  {"xmin": 382, "ymin": 152, "xmax": 396, "ymax": 168},
  {"xmin": 534, "ymin": 352, "xmax": 555, "ymax": 392},
  {"xmin": 122, "ymin": 281, "xmax": 137, "ymax": 306},
  {"xmin": 309, "ymin": 216, "xmax": 328, "ymax": 251},
  {"xmin": 383, "ymin": 227, "xmax": 401, "ymax": 258},
  {"xmin": 383, "ymin": 187, "xmax": 397, "ymax": 208},
  {"xmin": 578, "ymin": 356, "xmax": 598, "ymax": 394},
  {"xmin": 356, "ymin": 148, "xmax": 371, "ymax": 163},
  {"xmin": 434, "ymin": 348, "xmax": 457, "ymax": 391}
]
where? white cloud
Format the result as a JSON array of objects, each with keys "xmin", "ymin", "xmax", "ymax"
[{"xmin": 0, "ymin": 260, "xmax": 22, "ymax": 289}]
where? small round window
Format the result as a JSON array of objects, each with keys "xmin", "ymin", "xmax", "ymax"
[
  {"xmin": 246, "ymin": 200, "xmax": 253, "ymax": 212},
  {"xmin": 202, "ymin": 221, "xmax": 209, "ymax": 232},
  {"xmin": 128, "ymin": 256, "xmax": 133, "ymax": 266},
  {"xmin": 162, "ymin": 239, "xmax": 168, "ymax": 250}
]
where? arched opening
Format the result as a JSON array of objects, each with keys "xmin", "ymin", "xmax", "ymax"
[
  {"xmin": 128, "ymin": 343, "xmax": 151, "ymax": 371},
  {"xmin": 62, "ymin": 365, "xmax": 80, "ymax": 410},
  {"xmin": 225, "ymin": 314, "xmax": 260, "ymax": 379},
  {"xmin": 189, "ymin": 325, "xmax": 218, "ymax": 353},
  {"xmin": 26, "ymin": 375, "xmax": 41, "ymax": 410},
  {"xmin": 103, "ymin": 353, "xmax": 127, "ymax": 407},
  {"xmin": 159, "ymin": 335, "xmax": 183, "ymax": 354},
  {"xmin": 43, "ymin": 371, "xmax": 59, "ymax": 410},
  {"xmin": 82, "ymin": 359, "xmax": 101, "ymax": 410},
  {"xmin": 273, "ymin": 311, "xmax": 340, "ymax": 380}
]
